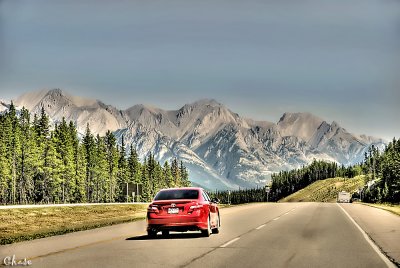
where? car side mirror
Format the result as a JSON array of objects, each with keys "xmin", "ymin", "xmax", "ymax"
[{"xmin": 211, "ymin": 197, "xmax": 220, "ymax": 204}]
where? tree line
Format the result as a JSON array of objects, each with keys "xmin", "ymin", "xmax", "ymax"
[
  {"xmin": 209, "ymin": 160, "xmax": 361, "ymax": 204},
  {"xmin": 269, "ymin": 160, "xmax": 362, "ymax": 201},
  {"xmin": 361, "ymin": 139, "xmax": 400, "ymax": 203},
  {"xmin": 0, "ymin": 104, "xmax": 190, "ymax": 205},
  {"xmin": 209, "ymin": 188, "xmax": 267, "ymax": 205},
  {"xmin": 269, "ymin": 139, "xmax": 399, "ymax": 203},
  {"xmin": 210, "ymin": 139, "xmax": 399, "ymax": 204}
]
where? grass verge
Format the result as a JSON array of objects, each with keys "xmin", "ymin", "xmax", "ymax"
[
  {"xmin": 362, "ymin": 203, "xmax": 400, "ymax": 217},
  {"xmin": 0, "ymin": 204, "xmax": 148, "ymax": 245}
]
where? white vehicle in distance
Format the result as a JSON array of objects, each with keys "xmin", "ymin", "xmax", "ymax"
[{"xmin": 337, "ymin": 191, "xmax": 352, "ymax": 203}]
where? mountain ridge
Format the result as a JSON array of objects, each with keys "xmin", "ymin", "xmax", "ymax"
[{"xmin": 9, "ymin": 88, "xmax": 386, "ymax": 190}]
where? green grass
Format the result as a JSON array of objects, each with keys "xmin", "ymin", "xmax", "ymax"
[
  {"xmin": 362, "ymin": 203, "xmax": 400, "ymax": 216},
  {"xmin": 280, "ymin": 175, "xmax": 365, "ymax": 202},
  {"xmin": 0, "ymin": 204, "xmax": 148, "ymax": 245},
  {"xmin": 0, "ymin": 203, "xmax": 237, "ymax": 245}
]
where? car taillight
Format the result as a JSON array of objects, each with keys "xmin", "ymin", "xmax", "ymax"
[
  {"xmin": 147, "ymin": 205, "xmax": 159, "ymax": 213},
  {"xmin": 188, "ymin": 204, "xmax": 203, "ymax": 213}
]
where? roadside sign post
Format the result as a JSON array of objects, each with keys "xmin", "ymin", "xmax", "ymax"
[
  {"xmin": 228, "ymin": 190, "xmax": 231, "ymax": 205},
  {"xmin": 126, "ymin": 182, "xmax": 129, "ymax": 203},
  {"xmin": 265, "ymin": 187, "xmax": 270, "ymax": 202},
  {"xmin": 123, "ymin": 183, "xmax": 143, "ymax": 203}
]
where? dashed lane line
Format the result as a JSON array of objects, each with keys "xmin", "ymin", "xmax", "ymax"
[
  {"xmin": 256, "ymin": 224, "xmax": 266, "ymax": 230},
  {"xmin": 220, "ymin": 237, "xmax": 240, "ymax": 248}
]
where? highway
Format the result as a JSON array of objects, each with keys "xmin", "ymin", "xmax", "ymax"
[{"xmin": 1, "ymin": 203, "xmax": 397, "ymax": 268}]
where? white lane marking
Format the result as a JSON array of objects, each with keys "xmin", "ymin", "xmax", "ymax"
[
  {"xmin": 337, "ymin": 203, "xmax": 396, "ymax": 268},
  {"xmin": 256, "ymin": 224, "xmax": 266, "ymax": 230},
  {"xmin": 273, "ymin": 217, "xmax": 280, "ymax": 221},
  {"xmin": 220, "ymin": 237, "xmax": 240, "ymax": 248}
]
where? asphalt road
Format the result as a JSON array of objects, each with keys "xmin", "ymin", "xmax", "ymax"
[{"xmin": 2, "ymin": 203, "xmax": 396, "ymax": 268}]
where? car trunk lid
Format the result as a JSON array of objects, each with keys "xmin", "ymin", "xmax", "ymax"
[{"xmin": 152, "ymin": 199, "xmax": 198, "ymax": 215}]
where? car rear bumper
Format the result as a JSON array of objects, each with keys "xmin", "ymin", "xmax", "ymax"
[{"xmin": 147, "ymin": 213, "xmax": 208, "ymax": 231}]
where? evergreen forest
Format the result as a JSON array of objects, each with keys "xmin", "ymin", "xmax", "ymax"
[{"xmin": 0, "ymin": 104, "xmax": 190, "ymax": 204}]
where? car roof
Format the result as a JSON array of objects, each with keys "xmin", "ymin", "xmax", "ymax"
[{"xmin": 158, "ymin": 187, "xmax": 203, "ymax": 191}]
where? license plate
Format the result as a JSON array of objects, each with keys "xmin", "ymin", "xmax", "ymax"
[{"xmin": 168, "ymin": 208, "xmax": 179, "ymax": 214}]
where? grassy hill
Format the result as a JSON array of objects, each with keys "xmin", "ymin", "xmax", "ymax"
[{"xmin": 280, "ymin": 175, "xmax": 365, "ymax": 202}]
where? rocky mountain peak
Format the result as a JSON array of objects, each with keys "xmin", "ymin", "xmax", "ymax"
[
  {"xmin": 190, "ymin": 98, "xmax": 222, "ymax": 107},
  {"xmin": 46, "ymin": 88, "xmax": 63, "ymax": 97},
  {"xmin": 330, "ymin": 121, "xmax": 341, "ymax": 130},
  {"xmin": 7, "ymin": 89, "xmax": 386, "ymax": 189},
  {"xmin": 277, "ymin": 112, "xmax": 324, "ymax": 141}
]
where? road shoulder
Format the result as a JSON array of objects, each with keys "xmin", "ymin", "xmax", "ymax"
[{"xmin": 340, "ymin": 203, "xmax": 400, "ymax": 266}]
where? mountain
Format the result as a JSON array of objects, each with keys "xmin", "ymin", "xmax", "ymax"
[
  {"xmin": 10, "ymin": 89, "xmax": 386, "ymax": 190},
  {"xmin": 15, "ymin": 89, "xmax": 127, "ymax": 136}
]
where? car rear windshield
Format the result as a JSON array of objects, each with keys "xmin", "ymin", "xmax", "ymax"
[{"xmin": 154, "ymin": 189, "xmax": 199, "ymax": 200}]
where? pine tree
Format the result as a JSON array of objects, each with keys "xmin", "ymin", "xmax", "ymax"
[
  {"xmin": 54, "ymin": 117, "xmax": 76, "ymax": 202},
  {"xmin": 38, "ymin": 106, "xmax": 50, "ymax": 139},
  {"xmin": 44, "ymin": 132, "xmax": 63, "ymax": 203},
  {"xmin": 83, "ymin": 123, "xmax": 96, "ymax": 202},
  {"xmin": 179, "ymin": 161, "xmax": 190, "ymax": 187},
  {"xmin": 128, "ymin": 144, "xmax": 141, "ymax": 184},
  {"xmin": 171, "ymin": 158, "xmax": 180, "ymax": 187},
  {"xmin": 140, "ymin": 157, "xmax": 151, "ymax": 202},
  {"xmin": 0, "ymin": 113, "xmax": 12, "ymax": 204},
  {"xmin": 117, "ymin": 135, "xmax": 128, "ymax": 201},
  {"xmin": 17, "ymin": 107, "xmax": 36, "ymax": 203},
  {"xmin": 73, "ymin": 143, "xmax": 86, "ymax": 203},
  {"xmin": 8, "ymin": 102, "xmax": 21, "ymax": 204},
  {"xmin": 147, "ymin": 152, "xmax": 156, "ymax": 196},
  {"xmin": 94, "ymin": 134, "xmax": 108, "ymax": 202},
  {"xmin": 66, "ymin": 121, "xmax": 85, "ymax": 202},
  {"xmin": 105, "ymin": 130, "xmax": 119, "ymax": 202},
  {"xmin": 163, "ymin": 161, "xmax": 173, "ymax": 188},
  {"xmin": 32, "ymin": 108, "xmax": 51, "ymax": 203},
  {"xmin": 153, "ymin": 161, "xmax": 164, "ymax": 192}
]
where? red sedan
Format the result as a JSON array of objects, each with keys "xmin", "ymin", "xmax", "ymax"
[{"xmin": 146, "ymin": 187, "xmax": 220, "ymax": 237}]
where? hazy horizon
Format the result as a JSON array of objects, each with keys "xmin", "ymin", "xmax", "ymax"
[{"xmin": 0, "ymin": 0, "xmax": 399, "ymax": 140}]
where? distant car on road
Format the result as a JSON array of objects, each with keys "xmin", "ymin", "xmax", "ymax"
[
  {"xmin": 146, "ymin": 187, "xmax": 220, "ymax": 237},
  {"xmin": 337, "ymin": 191, "xmax": 352, "ymax": 203}
]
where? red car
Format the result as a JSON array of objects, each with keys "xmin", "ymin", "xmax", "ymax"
[{"xmin": 146, "ymin": 187, "xmax": 220, "ymax": 237}]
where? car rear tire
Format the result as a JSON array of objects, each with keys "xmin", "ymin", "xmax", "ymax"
[
  {"xmin": 212, "ymin": 214, "xmax": 220, "ymax": 234},
  {"xmin": 147, "ymin": 230, "xmax": 157, "ymax": 238},
  {"xmin": 162, "ymin": 230, "xmax": 169, "ymax": 237},
  {"xmin": 201, "ymin": 215, "xmax": 212, "ymax": 237}
]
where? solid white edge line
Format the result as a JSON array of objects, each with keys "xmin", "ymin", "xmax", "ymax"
[
  {"xmin": 336, "ymin": 203, "xmax": 396, "ymax": 268},
  {"xmin": 220, "ymin": 237, "xmax": 240, "ymax": 248},
  {"xmin": 256, "ymin": 224, "xmax": 266, "ymax": 230}
]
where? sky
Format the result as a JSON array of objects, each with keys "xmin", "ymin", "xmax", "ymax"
[{"xmin": 0, "ymin": 0, "xmax": 399, "ymax": 140}]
